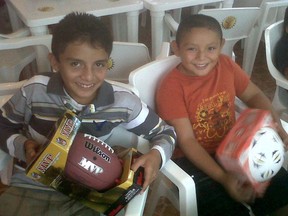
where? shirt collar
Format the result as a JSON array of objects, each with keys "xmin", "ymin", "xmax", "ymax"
[{"xmin": 46, "ymin": 73, "xmax": 115, "ymax": 107}]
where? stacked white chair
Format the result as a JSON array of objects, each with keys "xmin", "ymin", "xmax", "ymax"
[{"xmin": 0, "ymin": 28, "xmax": 36, "ymax": 83}]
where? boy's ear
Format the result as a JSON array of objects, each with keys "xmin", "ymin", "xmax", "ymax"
[
  {"xmin": 171, "ymin": 40, "xmax": 180, "ymax": 56},
  {"xmin": 48, "ymin": 53, "xmax": 59, "ymax": 72}
]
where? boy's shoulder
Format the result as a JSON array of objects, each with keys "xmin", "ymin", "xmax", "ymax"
[
  {"xmin": 107, "ymin": 80, "xmax": 138, "ymax": 96},
  {"xmin": 25, "ymin": 72, "xmax": 54, "ymax": 86}
]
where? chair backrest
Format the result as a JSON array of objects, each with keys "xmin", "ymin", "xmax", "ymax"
[
  {"xmin": 106, "ymin": 42, "xmax": 151, "ymax": 83},
  {"xmin": 264, "ymin": 20, "xmax": 288, "ymax": 122},
  {"xmin": 233, "ymin": 0, "xmax": 263, "ymax": 7},
  {"xmin": 0, "ymin": 80, "xmax": 27, "ymax": 106},
  {"xmin": 198, "ymin": 7, "xmax": 260, "ymax": 59},
  {"xmin": 0, "ymin": 28, "xmax": 44, "ymax": 83},
  {"xmin": 129, "ymin": 55, "xmax": 181, "ymax": 109},
  {"xmin": 265, "ymin": 20, "xmax": 287, "ymax": 90}
]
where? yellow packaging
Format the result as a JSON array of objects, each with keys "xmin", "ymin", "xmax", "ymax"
[{"xmin": 26, "ymin": 111, "xmax": 144, "ymax": 216}]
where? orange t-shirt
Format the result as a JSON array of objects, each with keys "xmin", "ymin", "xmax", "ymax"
[{"xmin": 156, "ymin": 55, "xmax": 250, "ymax": 155}]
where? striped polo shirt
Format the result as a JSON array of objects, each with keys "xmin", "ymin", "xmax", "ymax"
[{"xmin": 0, "ymin": 73, "xmax": 176, "ymax": 188}]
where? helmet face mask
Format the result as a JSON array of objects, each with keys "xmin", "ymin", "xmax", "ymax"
[{"xmin": 249, "ymin": 127, "xmax": 285, "ymax": 182}]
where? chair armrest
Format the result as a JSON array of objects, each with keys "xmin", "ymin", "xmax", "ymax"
[
  {"xmin": 124, "ymin": 188, "xmax": 149, "ymax": 216},
  {"xmin": 0, "ymin": 149, "xmax": 13, "ymax": 185},
  {"xmin": 161, "ymin": 159, "xmax": 198, "ymax": 216}
]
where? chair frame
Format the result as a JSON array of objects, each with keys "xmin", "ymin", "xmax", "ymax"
[{"xmin": 264, "ymin": 20, "xmax": 288, "ymax": 119}]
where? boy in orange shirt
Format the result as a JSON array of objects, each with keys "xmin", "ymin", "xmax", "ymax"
[{"xmin": 157, "ymin": 14, "xmax": 288, "ymax": 216}]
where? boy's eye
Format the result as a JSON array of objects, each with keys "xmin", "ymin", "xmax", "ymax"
[
  {"xmin": 208, "ymin": 47, "xmax": 217, "ymax": 51},
  {"xmin": 96, "ymin": 62, "xmax": 106, "ymax": 68},
  {"xmin": 188, "ymin": 47, "xmax": 197, "ymax": 52},
  {"xmin": 70, "ymin": 61, "xmax": 81, "ymax": 67}
]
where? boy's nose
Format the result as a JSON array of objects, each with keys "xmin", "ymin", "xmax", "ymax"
[
  {"xmin": 81, "ymin": 67, "xmax": 94, "ymax": 81},
  {"xmin": 197, "ymin": 51, "xmax": 205, "ymax": 60}
]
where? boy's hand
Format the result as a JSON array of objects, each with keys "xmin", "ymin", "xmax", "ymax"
[
  {"xmin": 223, "ymin": 172, "xmax": 256, "ymax": 203},
  {"xmin": 131, "ymin": 149, "xmax": 162, "ymax": 194},
  {"xmin": 24, "ymin": 139, "xmax": 40, "ymax": 165}
]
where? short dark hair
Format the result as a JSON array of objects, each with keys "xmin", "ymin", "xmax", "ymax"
[
  {"xmin": 176, "ymin": 14, "xmax": 223, "ymax": 44},
  {"xmin": 51, "ymin": 12, "xmax": 113, "ymax": 61}
]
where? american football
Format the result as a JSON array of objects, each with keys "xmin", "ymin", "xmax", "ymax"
[{"xmin": 64, "ymin": 132, "xmax": 123, "ymax": 191}]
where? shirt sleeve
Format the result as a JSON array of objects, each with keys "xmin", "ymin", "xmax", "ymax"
[
  {"xmin": 0, "ymin": 87, "xmax": 29, "ymax": 161},
  {"xmin": 156, "ymin": 69, "xmax": 189, "ymax": 121},
  {"xmin": 230, "ymin": 57, "xmax": 250, "ymax": 97},
  {"xmin": 122, "ymin": 95, "xmax": 176, "ymax": 169}
]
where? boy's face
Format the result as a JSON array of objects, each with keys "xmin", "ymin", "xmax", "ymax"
[
  {"xmin": 50, "ymin": 41, "xmax": 109, "ymax": 105},
  {"xmin": 173, "ymin": 27, "xmax": 224, "ymax": 76}
]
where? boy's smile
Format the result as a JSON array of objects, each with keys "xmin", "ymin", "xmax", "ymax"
[
  {"xmin": 51, "ymin": 41, "xmax": 109, "ymax": 105},
  {"xmin": 173, "ymin": 27, "xmax": 224, "ymax": 77}
]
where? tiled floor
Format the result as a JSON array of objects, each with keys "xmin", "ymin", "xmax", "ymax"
[{"xmin": 0, "ymin": 4, "xmax": 277, "ymax": 216}]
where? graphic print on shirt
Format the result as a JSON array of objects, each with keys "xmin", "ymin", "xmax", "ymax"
[{"xmin": 193, "ymin": 91, "xmax": 234, "ymax": 152}]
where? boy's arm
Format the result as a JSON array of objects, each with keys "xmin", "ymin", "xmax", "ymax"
[
  {"xmin": 129, "ymin": 106, "xmax": 176, "ymax": 193},
  {"xmin": 238, "ymin": 81, "xmax": 288, "ymax": 145},
  {"xmin": 0, "ymin": 89, "xmax": 31, "ymax": 161},
  {"xmin": 168, "ymin": 117, "xmax": 255, "ymax": 203},
  {"xmin": 128, "ymin": 104, "xmax": 176, "ymax": 167},
  {"xmin": 0, "ymin": 112, "xmax": 28, "ymax": 161}
]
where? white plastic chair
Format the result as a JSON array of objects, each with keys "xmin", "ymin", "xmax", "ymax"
[
  {"xmin": 106, "ymin": 42, "xmax": 151, "ymax": 83},
  {"xmin": 0, "ymin": 33, "xmax": 52, "ymax": 77},
  {"xmin": 198, "ymin": 7, "xmax": 260, "ymax": 65},
  {"xmin": 264, "ymin": 20, "xmax": 288, "ymax": 120},
  {"xmin": 129, "ymin": 55, "xmax": 198, "ymax": 216},
  {"xmin": 0, "ymin": 27, "xmax": 36, "ymax": 83},
  {"xmin": 164, "ymin": 7, "xmax": 260, "ymax": 72}
]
